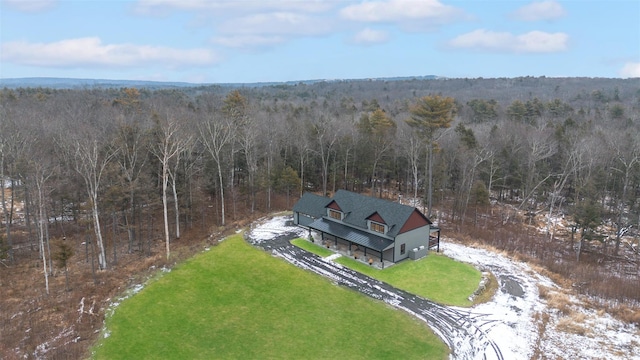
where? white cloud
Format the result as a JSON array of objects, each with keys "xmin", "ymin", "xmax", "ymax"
[
  {"xmin": 132, "ymin": 1, "xmax": 339, "ymax": 51},
  {"xmin": 448, "ymin": 29, "xmax": 569, "ymax": 53},
  {"xmin": 134, "ymin": 0, "xmax": 332, "ymax": 16},
  {"xmin": 620, "ymin": 62, "xmax": 640, "ymax": 78},
  {"xmin": 511, "ymin": 0, "xmax": 566, "ymax": 21},
  {"xmin": 218, "ymin": 12, "xmax": 332, "ymax": 36},
  {"xmin": 340, "ymin": 0, "xmax": 462, "ymax": 23},
  {"xmin": 515, "ymin": 30, "xmax": 568, "ymax": 52},
  {"xmin": 2, "ymin": 0, "xmax": 56, "ymax": 12},
  {"xmin": 351, "ymin": 28, "xmax": 390, "ymax": 45},
  {"xmin": 211, "ymin": 35, "xmax": 286, "ymax": 49},
  {"xmin": 1, "ymin": 37, "xmax": 219, "ymax": 68}
]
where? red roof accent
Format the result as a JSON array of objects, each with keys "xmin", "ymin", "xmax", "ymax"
[
  {"xmin": 327, "ymin": 200, "xmax": 342, "ymax": 211},
  {"xmin": 366, "ymin": 212, "xmax": 386, "ymax": 224},
  {"xmin": 398, "ymin": 209, "xmax": 430, "ymax": 234}
]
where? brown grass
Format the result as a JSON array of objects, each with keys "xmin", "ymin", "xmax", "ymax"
[
  {"xmin": 556, "ymin": 312, "xmax": 590, "ymax": 336},
  {"xmin": 530, "ymin": 311, "xmax": 551, "ymax": 360},
  {"xmin": 546, "ymin": 291, "xmax": 573, "ymax": 315},
  {"xmin": 441, "ymin": 201, "xmax": 640, "ymax": 325},
  {"xmin": 605, "ymin": 304, "xmax": 640, "ymax": 325}
]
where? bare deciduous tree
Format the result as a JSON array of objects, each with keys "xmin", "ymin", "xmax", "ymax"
[
  {"xmin": 150, "ymin": 110, "xmax": 192, "ymax": 259},
  {"xmin": 199, "ymin": 111, "xmax": 235, "ymax": 226},
  {"xmin": 398, "ymin": 123, "xmax": 423, "ymax": 204},
  {"xmin": 58, "ymin": 100, "xmax": 119, "ymax": 270},
  {"xmin": 113, "ymin": 118, "xmax": 149, "ymax": 253},
  {"xmin": 310, "ymin": 114, "xmax": 343, "ymax": 196}
]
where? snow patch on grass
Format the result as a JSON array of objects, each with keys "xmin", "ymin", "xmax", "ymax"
[
  {"xmin": 441, "ymin": 240, "xmax": 639, "ymax": 360},
  {"xmin": 247, "ymin": 215, "xmax": 306, "ymax": 243}
]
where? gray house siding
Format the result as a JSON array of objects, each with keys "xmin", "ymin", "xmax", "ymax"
[{"xmin": 394, "ymin": 225, "xmax": 431, "ymax": 262}]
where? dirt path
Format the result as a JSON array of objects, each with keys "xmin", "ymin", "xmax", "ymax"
[{"xmin": 246, "ymin": 221, "xmax": 505, "ymax": 360}]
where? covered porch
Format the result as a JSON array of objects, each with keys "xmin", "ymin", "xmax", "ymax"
[
  {"xmin": 307, "ymin": 218, "xmax": 395, "ymax": 269},
  {"xmin": 429, "ymin": 226, "xmax": 441, "ymax": 252}
]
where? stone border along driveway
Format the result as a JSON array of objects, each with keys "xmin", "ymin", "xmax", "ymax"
[{"xmin": 245, "ymin": 222, "xmax": 505, "ymax": 360}]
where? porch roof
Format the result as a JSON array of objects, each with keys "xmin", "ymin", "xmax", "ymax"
[{"xmin": 308, "ymin": 218, "xmax": 394, "ymax": 252}]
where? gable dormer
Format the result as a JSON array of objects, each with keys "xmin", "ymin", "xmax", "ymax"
[
  {"xmin": 398, "ymin": 209, "xmax": 431, "ymax": 234},
  {"xmin": 326, "ymin": 200, "xmax": 344, "ymax": 220},
  {"xmin": 366, "ymin": 212, "xmax": 387, "ymax": 234}
]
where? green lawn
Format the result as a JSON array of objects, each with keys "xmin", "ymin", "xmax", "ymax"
[
  {"xmin": 292, "ymin": 239, "xmax": 480, "ymax": 307},
  {"xmin": 291, "ymin": 238, "xmax": 334, "ymax": 257},
  {"xmin": 92, "ymin": 235, "xmax": 448, "ymax": 360}
]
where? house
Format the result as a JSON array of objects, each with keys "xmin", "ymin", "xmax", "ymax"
[{"xmin": 292, "ymin": 190, "xmax": 440, "ymax": 264}]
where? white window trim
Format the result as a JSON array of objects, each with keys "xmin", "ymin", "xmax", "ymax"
[{"xmin": 328, "ymin": 209, "xmax": 343, "ymax": 220}]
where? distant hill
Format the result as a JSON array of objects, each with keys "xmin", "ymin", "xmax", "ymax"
[
  {"xmin": 0, "ymin": 75, "xmax": 443, "ymax": 90},
  {"xmin": 0, "ymin": 77, "xmax": 204, "ymax": 90}
]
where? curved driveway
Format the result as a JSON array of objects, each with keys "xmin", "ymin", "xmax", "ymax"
[{"xmin": 246, "ymin": 227, "xmax": 504, "ymax": 360}]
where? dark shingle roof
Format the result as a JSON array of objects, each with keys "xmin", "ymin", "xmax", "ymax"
[
  {"xmin": 292, "ymin": 192, "xmax": 331, "ymax": 219},
  {"xmin": 331, "ymin": 190, "xmax": 427, "ymax": 238},
  {"xmin": 292, "ymin": 190, "xmax": 431, "ymax": 240}
]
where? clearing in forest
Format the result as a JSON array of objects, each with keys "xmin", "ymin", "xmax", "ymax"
[{"xmin": 91, "ymin": 234, "xmax": 448, "ymax": 359}]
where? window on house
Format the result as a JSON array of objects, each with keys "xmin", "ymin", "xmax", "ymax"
[
  {"xmin": 329, "ymin": 209, "xmax": 342, "ymax": 220},
  {"xmin": 371, "ymin": 222, "xmax": 385, "ymax": 233},
  {"xmin": 400, "ymin": 243, "xmax": 406, "ymax": 255}
]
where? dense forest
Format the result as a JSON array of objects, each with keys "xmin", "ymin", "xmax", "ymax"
[{"xmin": 1, "ymin": 76, "xmax": 639, "ymax": 358}]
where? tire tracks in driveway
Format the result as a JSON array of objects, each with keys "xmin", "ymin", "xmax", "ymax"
[{"xmin": 246, "ymin": 229, "xmax": 504, "ymax": 360}]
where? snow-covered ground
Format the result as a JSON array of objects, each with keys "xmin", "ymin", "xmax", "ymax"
[
  {"xmin": 248, "ymin": 215, "xmax": 639, "ymax": 360},
  {"xmin": 247, "ymin": 217, "xmax": 308, "ymax": 243},
  {"xmin": 442, "ymin": 241, "xmax": 547, "ymax": 359},
  {"xmin": 442, "ymin": 240, "xmax": 639, "ymax": 360}
]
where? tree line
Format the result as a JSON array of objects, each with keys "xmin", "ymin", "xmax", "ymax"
[{"xmin": 0, "ymin": 77, "xmax": 639, "ymax": 294}]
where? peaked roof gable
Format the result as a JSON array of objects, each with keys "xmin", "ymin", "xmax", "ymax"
[
  {"xmin": 398, "ymin": 209, "xmax": 431, "ymax": 234},
  {"xmin": 293, "ymin": 190, "xmax": 432, "ymax": 238},
  {"xmin": 331, "ymin": 190, "xmax": 430, "ymax": 238},
  {"xmin": 327, "ymin": 200, "xmax": 342, "ymax": 211},
  {"xmin": 366, "ymin": 212, "xmax": 386, "ymax": 224}
]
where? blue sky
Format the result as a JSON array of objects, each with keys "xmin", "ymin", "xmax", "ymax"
[{"xmin": 1, "ymin": 0, "xmax": 639, "ymax": 84}]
